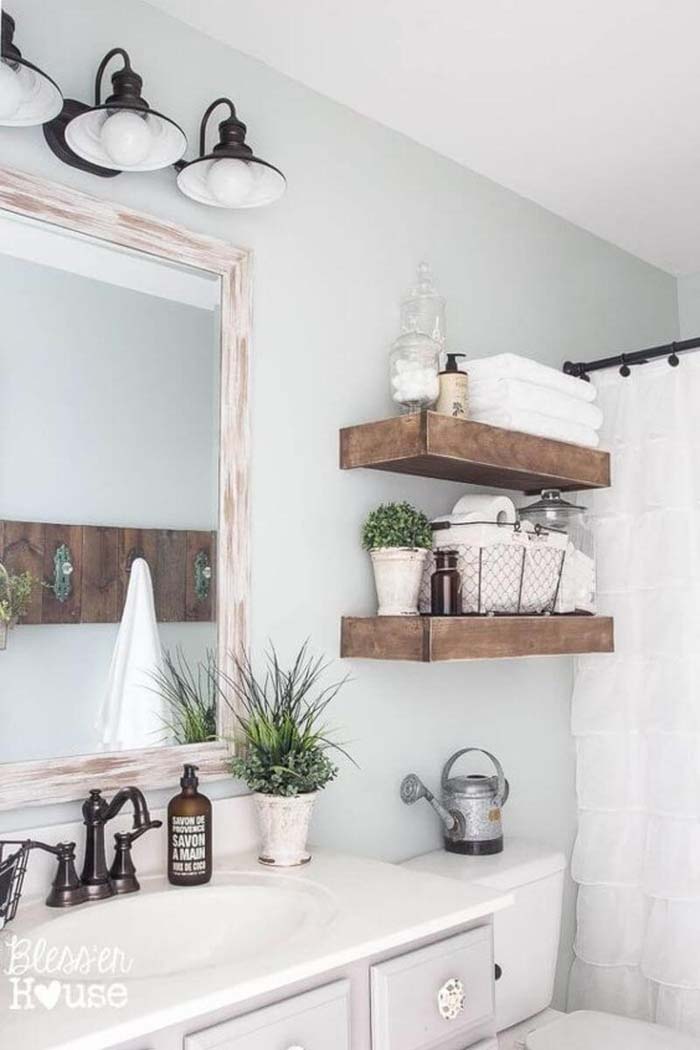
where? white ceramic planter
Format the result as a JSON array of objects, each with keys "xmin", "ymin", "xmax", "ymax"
[
  {"xmin": 254, "ymin": 791, "xmax": 318, "ymax": 867},
  {"xmin": 370, "ymin": 547, "xmax": 430, "ymax": 616}
]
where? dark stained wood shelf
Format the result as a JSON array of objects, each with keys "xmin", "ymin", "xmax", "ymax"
[
  {"xmin": 340, "ymin": 411, "xmax": 610, "ymax": 492},
  {"xmin": 341, "ymin": 615, "xmax": 614, "ymax": 662}
]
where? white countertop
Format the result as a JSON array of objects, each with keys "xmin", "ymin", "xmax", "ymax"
[{"xmin": 0, "ymin": 848, "xmax": 512, "ymax": 1050}]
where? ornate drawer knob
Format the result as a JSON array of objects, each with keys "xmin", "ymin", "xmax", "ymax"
[{"xmin": 437, "ymin": 976, "xmax": 465, "ymax": 1021}]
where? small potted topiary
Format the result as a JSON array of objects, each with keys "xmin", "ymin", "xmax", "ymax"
[
  {"xmin": 224, "ymin": 642, "xmax": 351, "ymax": 867},
  {"xmin": 0, "ymin": 563, "xmax": 35, "ymax": 651},
  {"xmin": 362, "ymin": 501, "xmax": 432, "ymax": 616}
]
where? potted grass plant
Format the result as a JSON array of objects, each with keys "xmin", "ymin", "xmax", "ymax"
[
  {"xmin": 223, "ymin": 642, "xmax": 351, "ymax": 867},
  {"xmin": 362, "ymin": 501, "xmax": 432, "ymax": 615},
  {"xmin": 0, "ymin": 563, "xmax": 35, "ymax": 651}
]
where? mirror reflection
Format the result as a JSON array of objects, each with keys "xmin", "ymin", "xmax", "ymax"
[{"xmin": 0, "ymin": 211, "xmax": 221, "ymax": 764}]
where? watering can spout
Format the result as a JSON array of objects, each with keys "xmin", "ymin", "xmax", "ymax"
[{"xmin": 400, "ymin": 774, "xmax": 461, "ymax": 835}]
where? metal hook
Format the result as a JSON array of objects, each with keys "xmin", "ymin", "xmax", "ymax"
[
  {"xmin": 668, "ymin": 342, "xmax": 680, "ymax": 367},
  {"xmin": 125, "ymin": 548, "xmax": 145, "ymax": 573},
  {"xmin": 619, "ymin": 354, "xmax": 631, "ymax": 377}
]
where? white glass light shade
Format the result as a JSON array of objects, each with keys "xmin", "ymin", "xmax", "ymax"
[
  {"xmin": 0, "ymin": 57, "xmax": 62, "ymax": 127},
  {"xmin": 100, "ymin": 109, "xmax": 154, "ymax": 167},
  {"xmin": 177, "ymin": 155, "xmax": 286, "ymax": 209},
  {"xmin": 65, "ymin": 105, "xmax": 186, "ymax": 172}
]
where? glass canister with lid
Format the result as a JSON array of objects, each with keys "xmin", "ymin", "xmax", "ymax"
[
  {"xmin": 389, "ymin": 330, "xmax": 440, "ymax": 413},
  {"xmin": 519, "ymin": 489, "xmax": 596, "ymax": 613}
]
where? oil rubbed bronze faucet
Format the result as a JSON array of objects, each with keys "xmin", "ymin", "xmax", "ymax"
[{"xmin": 80, "ymin": 786, "xmax": 162, "ymax": 901}]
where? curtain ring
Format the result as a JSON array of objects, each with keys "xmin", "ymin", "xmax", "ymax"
[
  {"xmin": 619, "ymin": 354, "xmax": 631, "ymax": 377},
  {"xmin": 668, "ymin": 342, "xmax": 680, "ymax": 367}
]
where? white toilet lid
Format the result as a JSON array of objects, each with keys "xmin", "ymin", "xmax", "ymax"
[{"xmin": 526, "ymin": 1010, "xmax": 699, "ymax": 1050}]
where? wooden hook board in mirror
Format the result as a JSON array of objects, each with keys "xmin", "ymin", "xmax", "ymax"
[{"xmin": 0, "ymin": 520, "xmax": 216, "ymax": 624}]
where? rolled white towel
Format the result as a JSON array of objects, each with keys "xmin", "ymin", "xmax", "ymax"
[
  {"xmin": 469, "ymin": 377, "xmax": 603, "ymax": 430},
  {"xmin": 470, "ymin": 407, "xmax": 600, "ymax": 448},
  {"xmin": 466, "ymin": 353, "xmax": 596, "ymax": 403}
]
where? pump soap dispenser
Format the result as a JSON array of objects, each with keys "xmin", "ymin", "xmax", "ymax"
[
  {"xmin": 168, "ymin": 764, "xmax": 212, "ymax": 886},
  {"xmin": 436, "ymin": 353, "xmax": 468, "ymax": 418}
]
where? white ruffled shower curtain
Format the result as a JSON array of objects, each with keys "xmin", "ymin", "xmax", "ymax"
[{"xmin": 569, "ymin": 357, "xmax": 700, "ymax": 1037}]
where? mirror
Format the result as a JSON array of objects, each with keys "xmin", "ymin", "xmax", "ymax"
[{"xmin": 0, "ymin": 168, "xmax": 250, "ymax": 806}]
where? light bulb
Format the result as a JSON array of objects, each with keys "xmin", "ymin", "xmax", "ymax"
[
  {"xmin": 0, "ymin": 60, "xmax": 24, "ymax": 120},
  {"xmin": 206, "ymin": 158, "xmax": 254, "ymax": 207},
  {"xmin": 100, "ymin": 109, "xmax": 153, "ymax": 167}
]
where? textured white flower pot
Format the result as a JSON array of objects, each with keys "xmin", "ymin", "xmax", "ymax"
[
  {"xmin": 254, "ymin": 791, "xmax": 318, "ymax": 867},
  {"xmin": 370, "ymin": 548, "xmax": 429, "ymax": 616}
]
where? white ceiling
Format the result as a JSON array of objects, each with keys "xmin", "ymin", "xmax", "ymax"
[{"xmin": 147, "ymin": 0, "xmax": 700, "ymax": 275}]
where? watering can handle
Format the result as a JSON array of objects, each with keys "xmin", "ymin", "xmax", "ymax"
[{"xmin": 441, "ymin": 748, "xmax": 509, "ymax": 807}]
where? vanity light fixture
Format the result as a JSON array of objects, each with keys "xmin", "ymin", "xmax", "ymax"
[
  {"xmin": 45, "ymin": 47, "xmax": 186, "ymax": 174},
  {"xmin": 0, "ymin": 12, "xmax": 62, "ymax": 127},
  {"xmin": 176, "ymin": 97, "xmax": 286, "ymax": 209}
]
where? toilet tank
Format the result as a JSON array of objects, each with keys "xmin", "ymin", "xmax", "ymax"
[{"xmin": 402, "ymin": 837, "xmax": 566, "ymax": 1031}]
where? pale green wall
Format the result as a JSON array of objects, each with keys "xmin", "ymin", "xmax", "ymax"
[
  {"xmin": 677, "ymin": 273, "xmax": 700, "ymax": 337},
  {"xmin": 0, "ymin": 0, "xmax": 679, "ymax": 1001}
]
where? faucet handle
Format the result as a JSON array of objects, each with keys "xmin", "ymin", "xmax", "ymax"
[
  {"xmin": 38, "ymin": 842, "xmax": 89, "ymax": 909},
  {"xmin": 109, "ymin": 820, "xmax": 162, "ymax": 895}
]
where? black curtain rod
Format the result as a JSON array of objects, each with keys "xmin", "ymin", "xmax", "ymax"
[{"xmin": 563, "ymin": 336, "xmax": 700, "ymax": 380}]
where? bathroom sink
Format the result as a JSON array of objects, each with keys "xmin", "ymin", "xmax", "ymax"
[{"xmin": 21, "ymin": 872, "xmax": 336, "ymax": 981}]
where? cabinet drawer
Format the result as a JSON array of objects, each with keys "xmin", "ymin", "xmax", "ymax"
[
  {"xmin": 371, "ymin": 927, "xmax": 494, "ymax": 1050},
  {"xmin": 185, "ymin": 980, "xmax": 350, "ymax": 1050}
]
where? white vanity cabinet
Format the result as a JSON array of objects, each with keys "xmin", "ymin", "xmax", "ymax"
[
  {"xmin": 371, "ymin": 928, "xmax": 495, "ymax": 1050},
  {"xmin": 184, "ymin": 981, "xmax": 351, "ymax": 1050},
  {"xmin": 114, "ymin": 920, "xmax": 498, "ymax": 1050}
]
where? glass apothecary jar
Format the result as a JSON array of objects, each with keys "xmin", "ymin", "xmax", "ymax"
[
  {"xmin": 519, "ymin": 489, "xmax": 596, "ymax": 613},
  {"xmin": 390, "ymin": 331, "xmax": 440, "ymax": 413},
  {"xmin": 400, "ymin": 261, "xmax": 446, "ymax": 349}
]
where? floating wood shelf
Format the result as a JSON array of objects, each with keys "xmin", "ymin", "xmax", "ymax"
[
  {"xmin": 341, "ymin": 615, "xmax": 614, "ymax": 662},
  {"xmin": 340, "ymin": 412, "xmax": 610, "ymax": 492}
]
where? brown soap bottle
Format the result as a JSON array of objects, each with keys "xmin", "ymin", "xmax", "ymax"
[{"xmin": 168, "ymin": 764, "xmax": 212, "ymax": 886}]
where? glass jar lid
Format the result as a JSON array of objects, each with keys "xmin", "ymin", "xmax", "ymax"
[{"xmin": 520, "ymin": 488, "xmax": 586, "ymax": 524}]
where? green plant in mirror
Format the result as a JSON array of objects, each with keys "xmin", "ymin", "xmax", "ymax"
[
  {"xmin": 221, "ymin": 641, "xmax": 354, "ymax": 797},
  {"xmin": 0, "ymin": 562, "xmax": 35, "ymax": 625},
  {"xmin": 151, "ymin": 647, "xmax": 218, "ymax": 745},
  {"xmin": 362, "ymin": 501, "xmax": 432, "ymax": 550}
]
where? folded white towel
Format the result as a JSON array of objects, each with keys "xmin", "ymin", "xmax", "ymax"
[
  {"xmin": 469, "ymin": 378, "xmax": 603, "ymax": 430},
  {"xmin": 466, "ymin": 353, "xmax": 596, "ymax": 403},
  {"xmin": 470, "ymin": 407, "xmax": 600, "ymax": 448}
]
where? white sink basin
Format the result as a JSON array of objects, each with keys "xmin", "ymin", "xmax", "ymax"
[{"xmin": 22, "ymin": 872, "xmax": 336, "ymax": 981}]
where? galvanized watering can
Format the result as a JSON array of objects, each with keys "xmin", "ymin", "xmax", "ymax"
[{"xmin": 401, "ymin": 748, "xmax": 509, "ymax": 855}]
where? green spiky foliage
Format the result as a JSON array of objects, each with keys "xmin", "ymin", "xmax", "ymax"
[
  {"xmin": 221, "ymin": 642, "xmax": 353, "ymax": 796},
  {"xmin": 151, "ymin": 647, "xmax": 218, "ymax": 745},
  {"xmin": 361, "ymin": 501, "xmax": 432, "ymax": 551},
  {"xmin": 0, "ymin": 563, "xmax": 35, "ymax": 625}
]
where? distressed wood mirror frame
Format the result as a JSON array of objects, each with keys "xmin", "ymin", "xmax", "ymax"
[{"xmin": 0, "ymin": 167, "xmax": 250, "ymax": 812}]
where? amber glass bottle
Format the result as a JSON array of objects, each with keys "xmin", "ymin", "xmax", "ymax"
[
  {"xmin": 431, "ymin": 549, "xmax": 462, "ymax": 615},
  {"xmin": 168, "ymin": 764, "xmax": 212, "ymax": 886}
]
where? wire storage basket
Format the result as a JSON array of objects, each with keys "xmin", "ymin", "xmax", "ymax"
[
  {"xmin": 0, "ymin": 840, "xmax": 32, "ymax": 930},
  {"xmin": 420, "ymin": 521, "xmax": 567, "ymax": 615}
]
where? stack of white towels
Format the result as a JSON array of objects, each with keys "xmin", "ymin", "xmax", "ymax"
[{"xmin": 465, "ymin": 353, "xmax": 602, "ymax": 448}]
